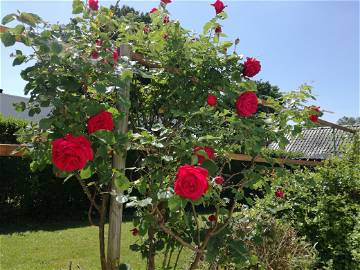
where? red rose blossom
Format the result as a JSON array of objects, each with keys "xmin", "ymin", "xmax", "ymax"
[
  {"xmin": 235, "ymin": 91, "xmax": 258, "ymax": 117},
  {"xmin": 52, "ymin": 134, "xmax": 94, "ymax": 172},
  {"xmin": 150, "ymin": 8, "xmax": 158, "ymax": 13},
  {"xmin": 112, "ymin": 49, "xmax": 119, "ymax": 63},
  {"xmin": 88, "ymin": 0, "xmax": 99, "ymax": 11},
  {"xmin": 208, "ymin": 214, "xmax": 217, "ymax": 222},
  {"xmin": 207, "ymin": 94, "xmax": 217, "ymax": 106},
  {"xmin": 161, "ymin": 0, "xmax": 172, "ymax": 4},
  {"xmin": 91, "ymin": 50, "xmax": 99, "ymax": 59},
  {"xmin": 211, "ymin": 0, "xmax": 227, "ymax": 14},
  {"xmin": 275, "ymin": 189, "xmax": 285, "ymax": 198},
  {"xmin": 243, "ymin": 57, "xmax": 261, "ymax": 77},
  {"xmin": 130, "ymin": 228, "xmax": 139, "ymax": 236},
  {"xmin": 163, "ymin": 15, "xmax": 170, "ymax": 24},
  {"xmin": 96, "ymin": 39, "xmax": 102, "ymax": 47},
  {"xmin": 174, "ymin": 165, "xmax": 209, "ymax": 201},
  {"xmin": 214, "ymin": 176, "xmax": 224, "ymax": 185},
  {"xmin": 143, "ymin": 26, "xmax": 150, "ymax": 34},
  {"xmin": 87, "ymin": 111, "xmax": 114, "ymax": 134},
  {"xmin": 193, "ymin": 146, "xmax": 215, "ymax": 165},
  {"xmin": 214, "ymin": 26, "xmax": 222, "ymax": 34},
  {"xmin": 308, "ymin": 106, "xmax": 320, "ymax": 123}
]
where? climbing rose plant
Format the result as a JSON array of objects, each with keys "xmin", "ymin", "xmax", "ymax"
[{"xmin": 1, "ymin": 0, "xmax": 318, "ymax": 269}]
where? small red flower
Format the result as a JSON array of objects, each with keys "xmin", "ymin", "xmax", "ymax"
[
  {"xmin": 112, "ymin": 49, "xmax": 119, "ymax": 62},
  {"xmin": 308, "ymin": 106, "xmax": 321, "ymax": 123},
  {"xmin": 143, "ymin": 26, "xmax": 150, "ymax": 34},
  {"xmin": 235, "ymin": 91, "xmax": 258, "ymax": 117},
  {"xmin": 163, "ymin": 15, "xmax": 170, "ymax": 24},
  {"xmin": 243, "ymin": 57, "xmax": 261, "ymax": 77},
  {"xmin": 193, "ymin": 146, "xmax": 215, "ymax": 165},
  {"xmin": 214, "ymin": 26, "xmax": 222, "ymax": 34},
  {"xmin": 130, "ymin": 228, "xmax": 139, "ymax": 236},
  {"xmin": 207, "ymin": 94, "xmax": 217, "ymax": 106},
  {"xmin": 150, "ymin": 8, "xmax": 158, "ymax": 13},
  {"xmin": 91, "ymin": 50, "xmax": 99, "ymax": 59},
  {"xmin": 211, "ymin": 0, "xmax": 227, "ymax": 14},
  {"xmin": 96, "ymin": 39, "xmax": 103, "ymax": 47},
  {"xmin": 214, "ymin": 176, "xmax": 224, "ymax": 185},
  {"xmin": 161, "ymin": 0, "xmax": 172, "ymax": 4},
  {"xmin": 88, "ymin": 0, "xmax": 99, "ymax": 11},
  {"xmin": 208, "ymin": 214, "xmax": 217, "ymax": 222},
  {"xmin": 275, "ymin": 189, "xmax": 285, "ymax": 198}
]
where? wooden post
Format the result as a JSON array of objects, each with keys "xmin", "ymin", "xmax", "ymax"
[{"xmin": 107, "ymin": 44, "xmax": 131, "ymax": 270}]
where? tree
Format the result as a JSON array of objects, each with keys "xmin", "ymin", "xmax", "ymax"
[{"xmin": 1, "ymin": 0, "xmax": 315, "ymax": 269}]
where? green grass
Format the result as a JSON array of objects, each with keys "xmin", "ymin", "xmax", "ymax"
[{"xmin": 0, "ymin": 221, "xmax": 191, "ymax": 270}]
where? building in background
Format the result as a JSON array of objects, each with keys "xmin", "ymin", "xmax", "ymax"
[{"xmin": 0, "ymin": 90, "xmax": 50, "ymax": 121}]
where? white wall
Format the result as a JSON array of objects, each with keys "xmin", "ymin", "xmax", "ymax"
[{"xmin": 0, "ymin": 93, "xmax": 51, "ymax": 122}]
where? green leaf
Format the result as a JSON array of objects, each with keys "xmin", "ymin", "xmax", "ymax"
[
  {"xmin": 1, "ymin": 32, "xmax": 16, "ymax": 47},
  {"xmin": 72, "ymin": 0, "xmax": 84, "ymax": 14},
  {"xmin": 41, "ymin": 30, "xmax": 51, "ymax": 39},
  {"xmin": 114, "ymin": 172, "xmax": 130, "ymax": 191},
  {"xmin": 39, "ymin": 118, "xmax": 52, "ymax": 129},
  {"xmin": 240, "ymin": 81, "xmax": 257, "ymax": 92},
  {"xmin": 50, "ymin": 41, "xmax": 63, "ymax": 54},
  {"xmin": 201, "ymin": 159, "xmax": 218, "ymax": 176},
  {"xmin": 94, "ymin": 83, "xmax": 107, "ymax": 93},
  {"xmin": 14, "ymin": 101, "xmax": 26, "ymax": 112},
  {"xmin": 80, "ymin": 166, "xmax": 93, "ymax": 179},
  {"xmin": 11, "ymin": 24, "xmax": 25, "ymax": 35},
  {"xmin": 2, "ymin": 13, "xmax": 16, "ymax": 25},
  {"xmin": 12, "ymin": 54, "xmax": 26, "ymax": 66},
  {"xmin": 18, "ymin": 12, "xmax": 42, "ymax": 27},
  {"xmin": 168, "ymin": 196, "xmax": 187, "ymax": 211}
]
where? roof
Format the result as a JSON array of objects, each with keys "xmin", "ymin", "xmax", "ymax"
[{"xmin": 269, "ymin": 125, "xmax": 359, "ymax": 160}]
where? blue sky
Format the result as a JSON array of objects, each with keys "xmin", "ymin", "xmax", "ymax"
[{"xmin": 1, "ymin": 0, "xmax": 359, "ymax": 122}]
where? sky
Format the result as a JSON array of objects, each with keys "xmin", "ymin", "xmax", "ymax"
[{"xmin": 1, "ymin": 0, "xmax": 359, "ymax": 123}]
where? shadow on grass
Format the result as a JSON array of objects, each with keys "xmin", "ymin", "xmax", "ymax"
[{"xmin": 0, "ymin": 215, "xmax": 135, "ymax": 235}]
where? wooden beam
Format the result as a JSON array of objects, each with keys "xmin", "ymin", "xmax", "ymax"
[
  {"xmin": 0, "ymin": 144, "xmax": 23, "ymax": 157},
  {"xmin": 317, "ymin": 119, "xmax": 357, "ymax": 134},
  {"xmin": 227, "ymin": 153, "xmax": 322, "ymax": 166}
]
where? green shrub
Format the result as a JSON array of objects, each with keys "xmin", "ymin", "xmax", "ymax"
[
  {"xmin": 259, "ymin": 141, "xmax": 360, "ymax": 269},
  {"xmin": 205, "ymin": 209, "xmax": 317, "ymax": 269},
  {"xmin": 0, "ymin": 113, "xmax": 28, "ymax": 144}
]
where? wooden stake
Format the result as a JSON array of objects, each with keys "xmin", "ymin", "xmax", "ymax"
[{"xmin": 106, "ymin": 44, "xmax": 131, "ymax": 270}]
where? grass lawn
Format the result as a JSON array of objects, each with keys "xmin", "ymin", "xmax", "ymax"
[{"xmin": 0, "ymin": 220, "xmax": 191, "ymax": 270}]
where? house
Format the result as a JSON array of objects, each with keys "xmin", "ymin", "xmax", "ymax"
[{"xmin": 0, "ymin": 91, "xmax": 51, "ymax": 121}]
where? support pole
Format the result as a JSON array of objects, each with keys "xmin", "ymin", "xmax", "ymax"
[{"xmin": 107, "ymin": 44, "xmax": 131, "ymax": 270}]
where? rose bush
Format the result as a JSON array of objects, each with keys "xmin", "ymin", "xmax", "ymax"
[{"xmin": 1, "ymin": 0, "xmax": 316, "ymax": 269}]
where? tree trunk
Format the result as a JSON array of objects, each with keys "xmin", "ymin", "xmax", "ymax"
[
  {"xmin": 107, "ymin": 44, "xmax": 131, "ymax": 270},
  {"xmin": 99, "ymin": 194, "xmax": 109, "ymax": 270},
  {"xmin": 147, "ymin": 225, "xmax": 156, "ymax": 270}
]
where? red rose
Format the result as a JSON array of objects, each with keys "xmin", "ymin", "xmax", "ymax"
[
  {"xmin": 163, "ymin": 15, "xmax": 170, "ymax": 24},
  {"xmin": 161, "ymin": 0, "xmax": 172, "ymax": 4},
  {"xmin": 193, "ymin": 146, "xmax": 215, "ymax": 165},
  {"xmin": 275, "ymin": 189, "xmax": 285, "ymax": 198},
  {"xmin": 214, "ymin": 26, "xmax": 222, "ymax": 34},
  {"xmin": 208, "ymin": 214, "xmax": 217, "ymax": 222},
  {"xmin": 143, "ymin": 26, "xmax": 150, "ymax": 34},
  {"xmin": 91, "ymin": 50, "xmax": 99, "ymax": 59},
  {"xmin": 214, "ymin": 176, "xmax": 224, "ymax": 185},
  {"xmin": 174, "ymin": 165, "xmax": 209, "ymax": 201},
  {"xmin": 52, "ymin": 134, "xmax": 94, "ymax": 172},
  {"xmin": 96, "ymin": 39, "xmax": 102, "ymax": 47},
  {"xmin": 308, "ymin": 106, "xmax": 320, "ymax": 123},
  {"xmin": 243, "ymin": 57, "xmax": 261, "ymax": 77},
  {"xmin": 88, "ymin": 0, "xmax": 99, "ymax": 11},
  {"xmin": 130, "ymin": 228, "xmax": 139, "ymax": 236},
  {"xmin": 87, "ymin": 111, "xmax": 114, "ymax": 134},
  {"xmin": 207, "ymin": 94, "xmax": 217, "ymax": 106},
  {"xmin": 235, "ymin": 91, "xmax": 258, "ymax": 117},
  {"xmin": 211, "ymin": 0, "xmax": 227, "ymax": 14},
  {"xmin": 112, "ymin": 49, "xmax": 119, "ymax": 62},
  {"xmin": 150, "ymin": 8, "xmax": 158, "ymax": 13}
]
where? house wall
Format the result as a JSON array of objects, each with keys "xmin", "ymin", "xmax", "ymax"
[{"xmin": 0, "ymin": 93, "xmax": 51, "ymax": 121}]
